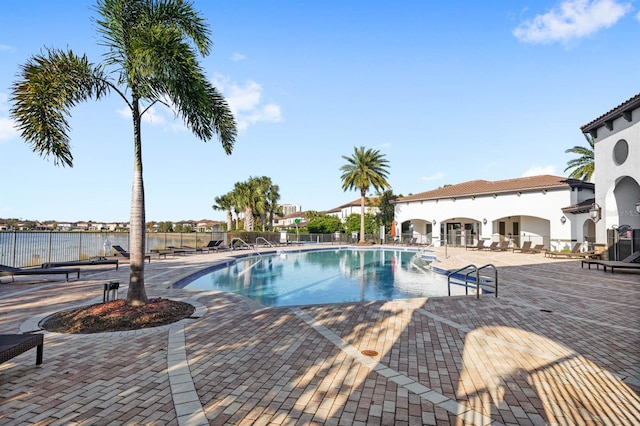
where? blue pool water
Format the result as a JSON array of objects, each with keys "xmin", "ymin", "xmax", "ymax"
[{"xmin": 178, "ymin": 248, "xmax": 469, "ymax": 307}]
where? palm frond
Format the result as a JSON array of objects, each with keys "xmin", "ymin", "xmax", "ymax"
[{"xmin": 10, "ymin": 48, "xmax": 110, "ymax": 167}]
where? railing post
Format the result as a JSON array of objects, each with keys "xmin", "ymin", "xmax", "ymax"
[
  {"xmin": 11, "ymin": 231, "xmax": 17, "ymax": 267},
  {"xmin": 47, "ymin": 231, "xmax": 53, "ymax": 264},
  {"xmin": 476, "ymin": 270, "xmax": 480, "ymax": 299}
]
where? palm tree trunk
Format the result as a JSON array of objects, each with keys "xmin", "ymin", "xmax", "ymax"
[
  {"xmin": 226, "ymin": 210, "xmax": 233, "ymax": 231},
  {"xmin": 126, "ymin": 96, "xmax": 149, "ymax": 306},
  {"xmin": 244, "ymin": 207, "xmax": 254, "ymax": 231},
  {"xmin": 360, "ymin": 190, "xmax": 366, "ymax": 243}
]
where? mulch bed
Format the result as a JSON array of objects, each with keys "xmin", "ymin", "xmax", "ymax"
[{"xmin": 41, "ymin": 298, "xmax": 195, "ymax": 334}]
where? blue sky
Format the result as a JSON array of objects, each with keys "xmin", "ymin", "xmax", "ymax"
[{"xmin": 1, "ymin": 0, "xmax": 639, "ymax": 223}]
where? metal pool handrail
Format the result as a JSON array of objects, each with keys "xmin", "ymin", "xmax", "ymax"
[{"xmin": 447, "ymin": 264, "xmax": 499, "ymax": 298}]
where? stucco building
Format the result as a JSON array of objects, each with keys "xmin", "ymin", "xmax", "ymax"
[
  {"xmin": 393, "ymin": 175, "xmax": 594, "ymax": 251},
  {"xmin": 581, "ymin": 93, "xmax": 640, "ymax": 259}
]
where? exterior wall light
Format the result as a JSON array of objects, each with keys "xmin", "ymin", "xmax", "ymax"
[
  {"xmin": 589, "ymin": 203, "xmax": 601, "ymax": 223},
  {"xmin": 560, "ymin": 216, "xmax": 567, "ymax": 225},
  {"xmin": 483, "ymin": 218, "xmax": 487, "ymax": 225},
  {"xmin": 432, "ymin": 220, "xmax": 436, "ymax": 226}
]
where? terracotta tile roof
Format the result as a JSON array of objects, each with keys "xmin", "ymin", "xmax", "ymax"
[
  {"xmin": 581, "ymin": 93, "xmax": 640, "ymax": 132},
  {"xmin": 397, "ymin": 175, "xmax": 591, "ymax": 202}
]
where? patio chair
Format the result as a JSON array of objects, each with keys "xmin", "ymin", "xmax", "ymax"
[
  {"xmin": 545, "ymin": 243, "xmax": 581, "ymax": 258},
  {"xmin": 483, "ymin": 241, "xmax": 499, "ymax": 251},
  {"xmin": 203, "ymin": 240, "xmax": 223, "ymax": 252},
  {"xmin": 0, "ymin": 264, "xmax": 80, "ymax": 283},
  {"xmin": 581, "ymin": 251, "xmax": 640, "ymax": 273},
  {"xmin": 512, "ymin": 241, "xmax": 532, "ymax": 253},
  {"xmin": 466, "ymin": 240, "xmax": 485, "ymax": 250},
  {"xmin": 112, "ymin": 245, "xmax": 151, "ymax": 263},
  {"xmin": 529, "ymin": 244, "xmax": 544, "ymax": 253},
  {"xmin": 491, "ymin": 241, "xmax": 510, "ymax": 251}
]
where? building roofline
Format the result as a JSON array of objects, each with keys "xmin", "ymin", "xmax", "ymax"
[
  {"xmin": 581, "ymin": 93, "xmax": 640, "ymax": 134},
  {"xmin": 394, "ymin": 175, "xmax": 593, "ymax": 203}
]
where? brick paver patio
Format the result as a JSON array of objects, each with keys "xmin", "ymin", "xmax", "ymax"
[{"xmin": 1, "ymin": 246, "xmax": 638, "ymax": 425}]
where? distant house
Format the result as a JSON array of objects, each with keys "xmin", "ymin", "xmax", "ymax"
[
  {"xmin": 581, "ymin": 93, "xmax": 640, "ymax": 259},
  {"xmin": 273, "ymin": 211, "xmax": 307, "ymax": 229},
  {"xmin": 325, "ymin": 198, "xmax": 380, "ymax": 223},
  {"xmin": 393, "ymin": 175, "xmax": 594, "ymax": 250},
  {"xmin": 195, "ymin": 220, "xmax": 222, "ymax": 232}
]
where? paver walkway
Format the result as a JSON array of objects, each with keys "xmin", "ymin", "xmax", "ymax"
[{"xmin": 0, "ymin": 246, "xmax": 638, "ymax": 425}]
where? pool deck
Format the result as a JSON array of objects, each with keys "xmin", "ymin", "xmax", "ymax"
[{"xmin": 1, "ymin": 245, "xmax": 638, "ymax": 425}]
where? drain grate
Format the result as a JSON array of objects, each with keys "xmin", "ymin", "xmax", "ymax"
[{"xmin": 540, "ymin": 309, "xmax": 553, "ymax": 313}]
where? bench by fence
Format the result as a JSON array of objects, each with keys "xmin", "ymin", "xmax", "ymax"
[{"xmin": 0, "ymin": 334, "xmax": 44, "ymax": 366}]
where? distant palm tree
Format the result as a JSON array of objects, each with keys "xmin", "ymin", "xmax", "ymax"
[
  {"xmin": 10, "ymin": 0, "xmax": 236, "ymax": 306},
  {"xmin": 212, "ymin": 193, "xmax": 234, "ymax": 231},
  {"xmin": 565, "ymin": 134, "xmax": 595, "ymax": 181},
  {"xmin": 340, "ymin": 146, "xmax": 391, "ymax": 243},
  {"xmin": 234, "ymin": 177, "xmax": 267, "ymax": 231}
]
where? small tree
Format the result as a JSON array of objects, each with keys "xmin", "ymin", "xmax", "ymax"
[
  {"xmin": 344, "ymin": 213, "xmax": 377, "ymax": 235},
  {"xmin": 307, "ymin": 215, "xmax": 343, "ymax": 234}
]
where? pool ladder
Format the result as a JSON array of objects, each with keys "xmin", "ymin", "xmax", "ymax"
[
  {"xmin": 230, "ymin": 238, "xmax": 266, "ymax": 277},
  {"xmin": 447, "ymin": 264, "xmax": 498, "ymax": 298}
]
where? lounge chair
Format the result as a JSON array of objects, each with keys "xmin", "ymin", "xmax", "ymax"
[
  {"xmin": 112, "ymin": 245, "xmax": 151, "ymax": 263},
  {"xmin": 529, "ymin": 244, "xmax": 544, "ymax": 253},
  {"xmin": 201, "ymin": 240, "xmax": 223, "ymax": 252},
  {"xmin": 483, "ymin": 241, "xmax": 499, "ymax": 251},
  {"xmin": 512, "ymin": 241, "xmax": 532, "ymax": 253},
  {"xmin": 0, "ymin": 264, "xmax": 80, "ymax": 283},
  {"xmin": 0, "ymin": 334, "xmax": 43, "ymax": 365},
  {"xmin": 166, "ymin": 246, "xmax": 192, "ymax": 255},
  {"xmin": 41, "ymin": 259, "xmax": 119, "ymax": 271},
  {"xmin": 582, "ymin": 252, "xmax": 640, "ymax": 273},
  {"xmin": 545, "ymin": 243, "xmax": 581, "ymax": 258},
  {"xmin": 491, "ymin": 241, "xmax": 510, "ymax": 251},
  {"xmin": 466, "ymin": 240, "xmax": 485, "ymax": 250}
]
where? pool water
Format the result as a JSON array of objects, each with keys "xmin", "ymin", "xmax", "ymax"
[{"xmin": 179, "ymin": 248, "xmax": 469, "ymax": 307}]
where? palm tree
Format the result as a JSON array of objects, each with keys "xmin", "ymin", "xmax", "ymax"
[
  {"xmin": 234, "ymin": 177, "xmax": 267, "ymax": 231},
  {"xmin": 265, "ymin": 182, "xmax": 281, "ymax": 232},
  {"xmin": 10, "ymin": 0, "xmax": 236, "ymax": 306},
  {"xmin": 212, "ymin": 193, "xmax": 234, "ymax": 231},
  {"xmin": 340, "ymin": 146, "xmax": 391, "ymax": 243},
  {"xmin": 565, "ymin": 134, "xmax": 595, "ymax": 181}
]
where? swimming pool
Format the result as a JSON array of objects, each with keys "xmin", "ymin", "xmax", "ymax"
[{"xmin": 177, "ymin": 247, "xmax": 470, "ymax": 307}]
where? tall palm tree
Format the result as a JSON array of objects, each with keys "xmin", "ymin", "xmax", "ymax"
[
  {"xmin": 212, "ymin": 193, "xmax": 234, "ymax": 231},
  {"xmin": 264, "ymin": 181, "xmax": 281, "ymax": 232},
  {"xmin": 340, "ymin": 146, "xmax": 391, "ymax": 243},
  {"xmin": 253, "ymin": 176, "xmax": 279, "ymax": 231},
  {"xmin": 565, "ymin": 134, "xmax": 595, "ymax": 181},
  {"xmin": 234, "ymin": 177, "xmax": 267, "ymax": 231},
  {"xmin": 10, "ymin": 0, "xmax": 236, "ymax": 306}
]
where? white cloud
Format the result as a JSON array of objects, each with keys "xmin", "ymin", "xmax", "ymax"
[
  {"xmin": 231, "ymin": 52, "xmax": 246, "ymax": 61},
  {"xmin": 211, "ymin": 73, "xmax": 283, "ymax": 131},
  {"xmin": 0, "ymin": 94, "xmax": 18, "ymax": 142},
  {"xmin": 0, "ymin": 44, "xmax": 15, "ymax": 52},
  {"xmin": 0, "ymin": 117, "xmax": 18, "ymax": 142},
  {"xmin": 636, "ymin": 10, "xmax": 640, "ymax": 21},
  {"xmin": 513, "ymin": 0, "xmax": 631, "ymax": 44},
  {"xmin": 421, "ymin": 172, "xmax": 445, "ymax": 181},
  {"xmin": 522, "ymin": 165, "xmax": 557, "ymax": 177}
]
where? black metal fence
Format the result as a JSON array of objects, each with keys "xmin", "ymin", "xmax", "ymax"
[{"xmin": 0, "ymin": 231, "xmax": 384, "ymax": 268}]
